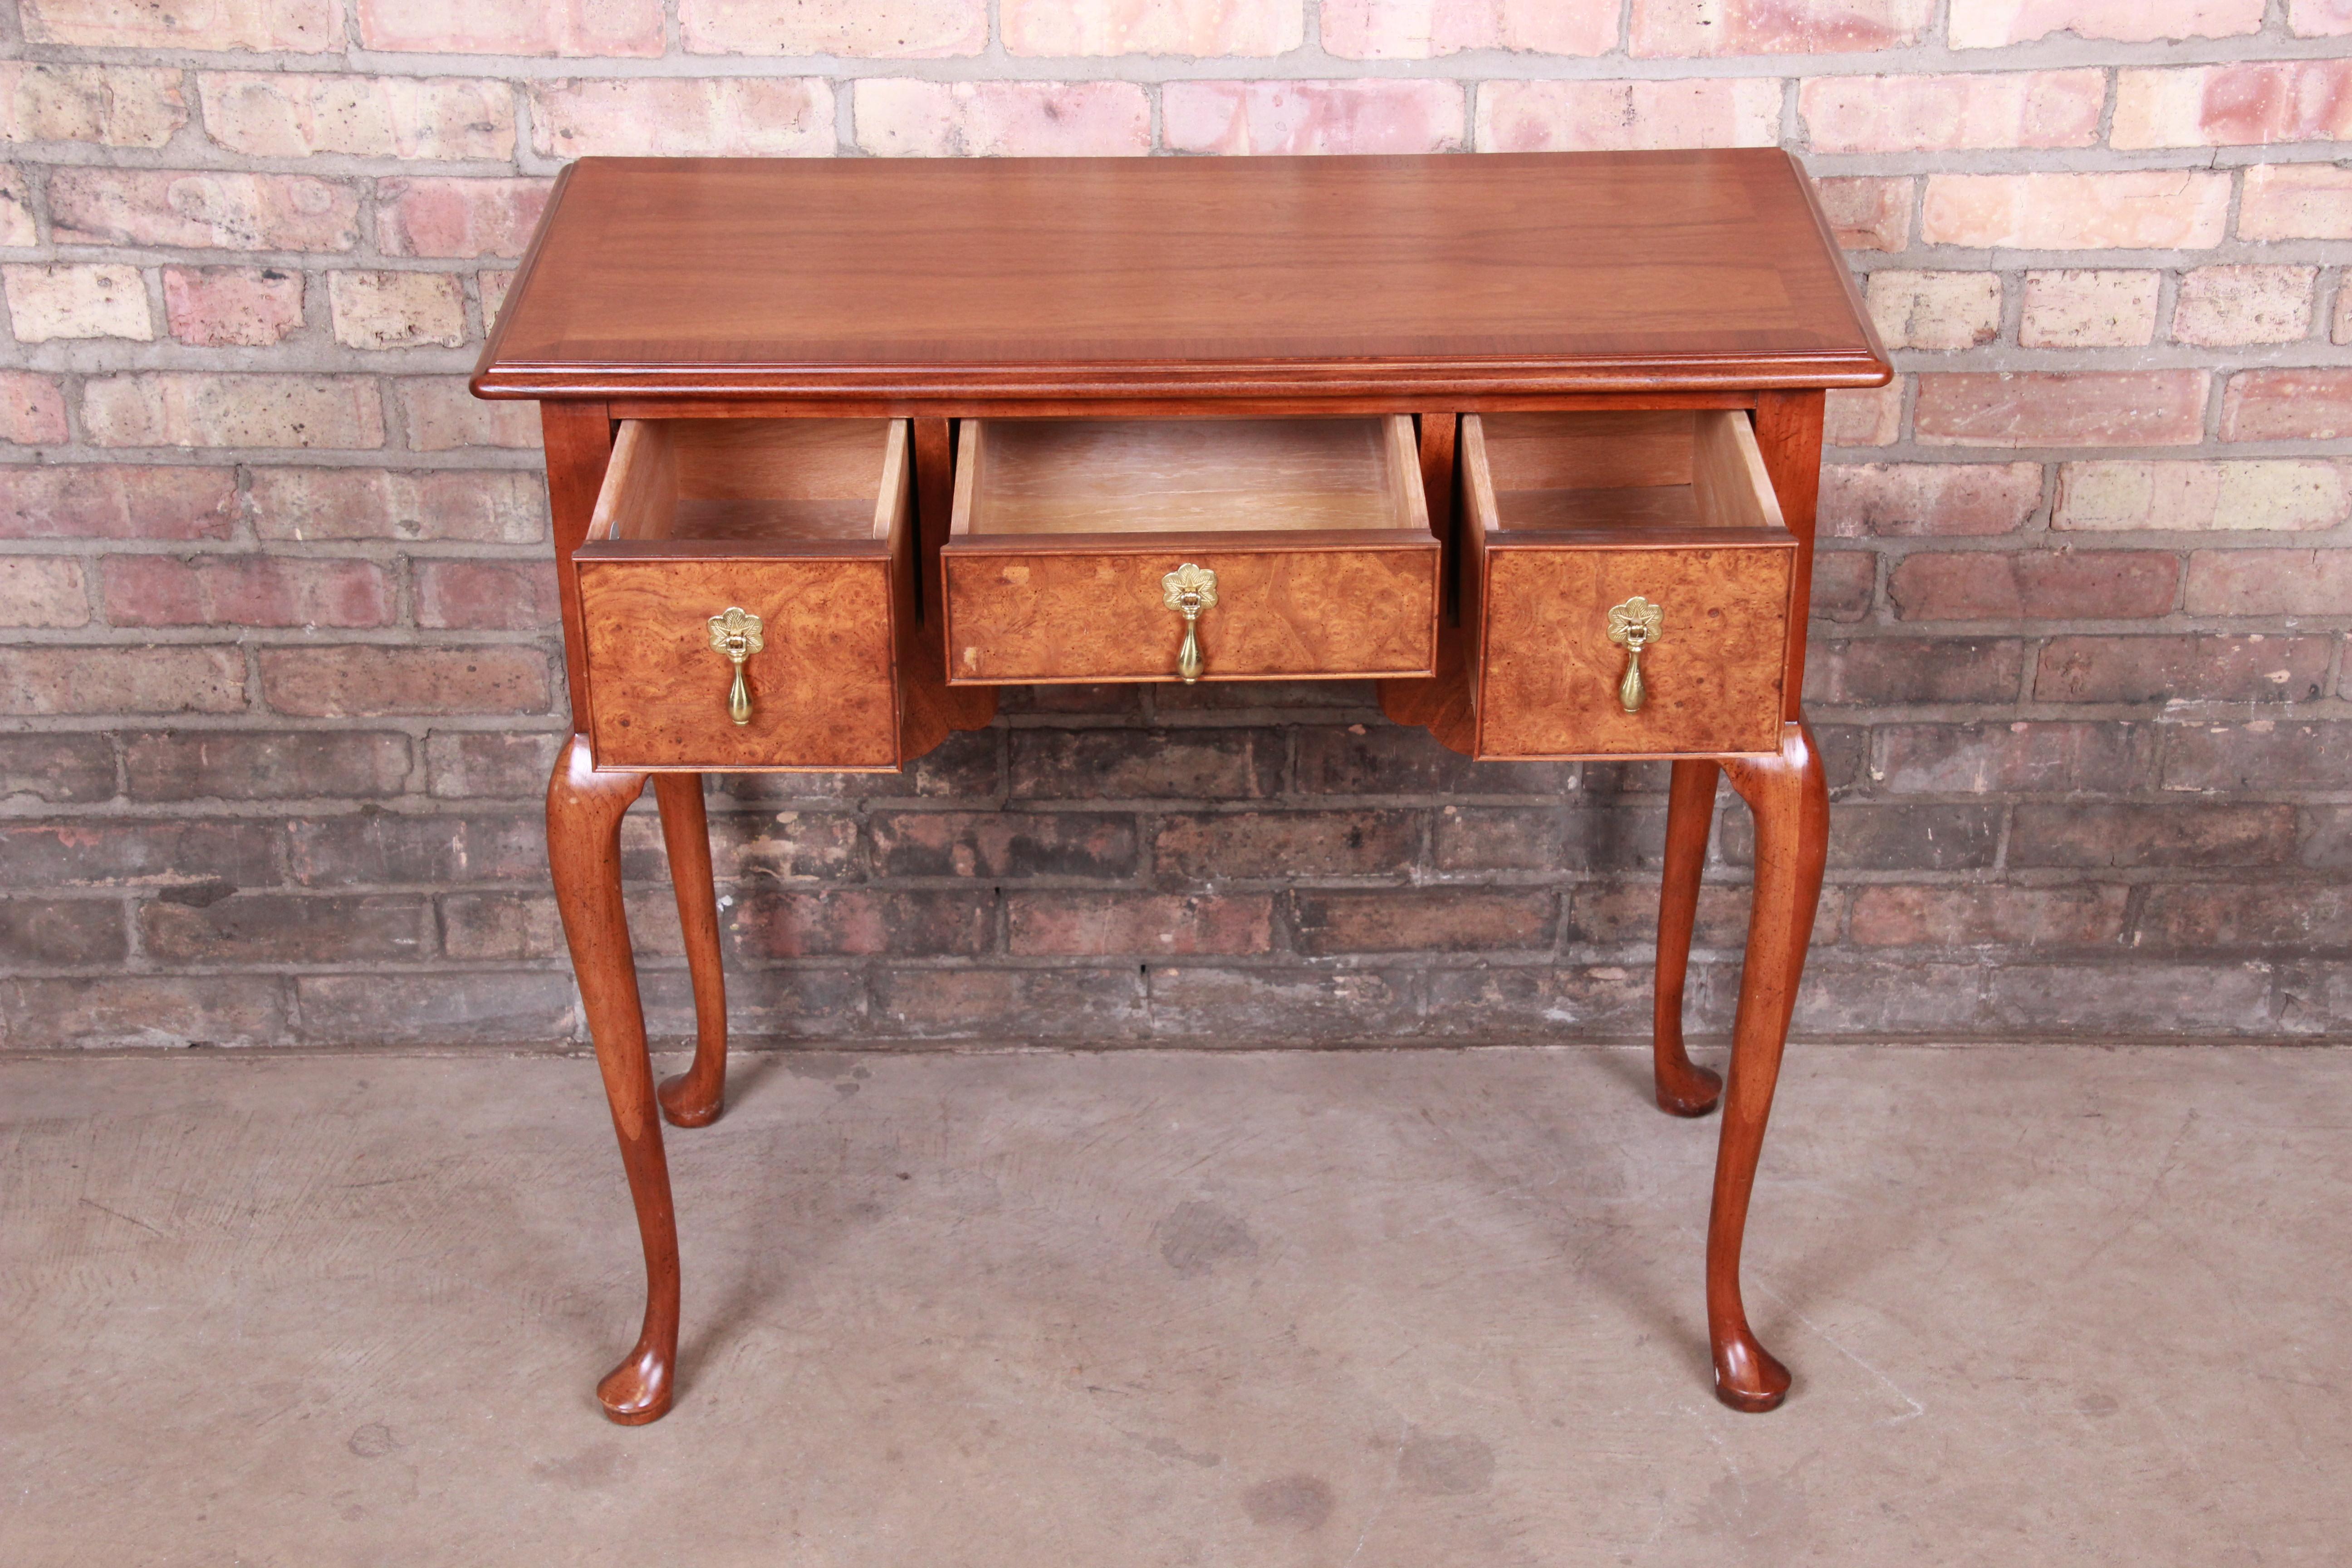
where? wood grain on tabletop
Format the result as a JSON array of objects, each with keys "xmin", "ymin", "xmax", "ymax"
[{"xmin": 471, "ymin": 151, "xmax": 1888, "ymax": 400}]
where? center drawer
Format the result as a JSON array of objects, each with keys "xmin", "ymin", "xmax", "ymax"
[
  {"xmin": 574, "ymin": 417, "xmax": 930, "ymax": 771},
  {"xmin": 941, "ymin": 416, "xmax": 1437, "ymax": 684}
]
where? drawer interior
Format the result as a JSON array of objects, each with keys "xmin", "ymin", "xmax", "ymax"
[
  {"xmin": 1468, "ymin": 410, "xmax": 1785, "ymax": 538},
  {"xmin": 952, "ymin": 416, "xmax": 1425, "ymax": 538},
  {"xmin": 588, "ymin": 418, "xmax": 904, "ymax": 547}
]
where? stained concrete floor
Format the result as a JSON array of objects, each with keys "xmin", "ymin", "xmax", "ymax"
[{"xmin": 1, "ymin": 1043, "xmax": 2345, "ymax": 1566}]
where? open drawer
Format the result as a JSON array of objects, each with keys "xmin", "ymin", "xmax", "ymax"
[
  {"xmin": 941, "ymin": 416, "xmax": 1436, "ymax": 684},
  {"xmin": 574, "ymin": 418, "xmax": 930, "ymax": 771},
  {"xmin": 1460, "ymin": 410, "xmax": 1797, "ymax": 758}
]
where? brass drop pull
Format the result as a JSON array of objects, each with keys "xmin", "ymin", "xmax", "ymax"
[
  {"xmin": 706, "ymin": 606, "xmax": 764, "ymax": 725},
  {"xmin": 1161, "ymin": 563, "xmax": 1218, "ymax": 684},
  {"xmin": 1606, "ymin": 596, "xmax": 1663, "ymax": 714}
]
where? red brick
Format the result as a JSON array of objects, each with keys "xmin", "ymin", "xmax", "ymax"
[
  {"xmin": 423, "ymin": 730, "xmax": 564, "ymax": 799},
  {"xmin": 1948, "ymin": 0, "xmax": 2264, "ymax": 46},
  {"xmin": 103, "ymin": 556, "xmax": 392, "ymax": 629},
  {"xmin": 1811, "ymin": 550, "xmax": 1876, "ymax": 622},
  {"xmin": 1888, "ymin": 551, "xmax": 2179, "ymax": 621},
  {"xmin": 872, "ymin": 967, "xmax": 1145, "ymax": 1040},
  {"xmin": 2183, "ymin": 549, "xmax": 2352, "ymax": 616},
  {"xmin": 0, "ymin": 897, "xmax": 128, "ymax": 965},
  {"xmin": 681, "ymin": 0, "xmax": 986, "ymax": 55},
  {"xmin": 1008, "ymin": 892, "xmax": 1272, "ymax": 956},
  {"xmin": 1290, "ymin": 888, "xmax": 1554, "ymax": 955},
  {"xmin": 707, "ymin": 811, "xmax": 860, "ymax": 884},
  {"xmin": 2112, "ymin": 61, "xmax": 2352, "ymax": 148},
  {"xmin": 414, "ymin": 559, "xmax": 559, "ymax": 630},
  {"xmin": 0, "ymin": 373, "xmax": 69, "ymax": 445},
  {"xmin": 1821, "ymin": 463, "xmax": 2043, "ymax": 538},
  {"xmin": 1807, "ymin": 637, "xmax": 2024, "ymax": 704},
  {"xmin": 2163, "ymin": 723, "xmax": 2352, "ymax": 791},
  {"xmin": 0, "ymin": 168, "xmax": 28, "ymax": 247},
  {"xmin": 1322, "ymin": 0, "xmax": 1617, "ymax": 55},
  {"xmin": 1816, "ymin": 176, "xmax": 1912, "ymax": 251},
  {"xmin": 1163, "ymin": 79, "xmax": 1465, "ymax": 156},
  {"xmin": 20, "ymin": 0, "xmax": 340, "ymax": 51},
  {"xmin": 47, "ymin": 169, "xmax": 358, "ymax": 252},
  {"xmin": 1297, "ymin": 722, "xmax": 1568, "ymax": 795},
  {"xmin": 2037, "ymin": 634, "xmax": 2333, "ymax": 703},
  {"xmin": 2220, "ymin": 370, "xmax": 2352, "ymax": 442},
  {"xmin": 2137, "ymin": 883, "xmax": 2352, "ymax": 951},
  {"xmin": 2239, "ymin": 164, "xmax": 2352, "ymax": 241},
  {"xmin": 1824, "ymin": 382, "xmax": 1901, "ymax": 447},
  {"xmin": 1876, "ymin": 722, "xmax": 2153, "ymax": 794},
  {"xmin": 729, "ymin": 889, "xmax": 993, "ymax": 958},
  {"xmin": 1801, "ymin": 70, "xmax": 2102, "ymax": 152},
  {"xmin": 1002, "ymin": 0, "xmax": 1303, "ymax": 54},
  {"xmin": 2054, "ymin": 460, "xmax": 2350, "ymax": 532},
  {"xmin": 869, "ymin": 810, "xmax": 1137, "ymax": 878},
  {"xmin": 162, "ymin": 266, "xmax": 304, "ymax": 348},
  {"xmin": 1920, "ymin": 172, "xmax": 2230, "ymax": 250},
  {"xmin": 0, "ymin": 735, "xmax": 118, "ymax": 804},
  {"xmin": 2010, "ymin": 804, "xmax": 2294, "ymax": 868},
  {"xmin": 2293, "ymin": 0, "xmax": 2352, "ymax": 33},
  {"xmin": 124, "ymin": 730, "xmax": 412, "ymax": 801},
  {"xmin": 853, "ymin": 80, "xmax": 1151, "ymax": 157},
  {"xmin": 354, "ymin": 0, "xmax": 664, "ymax": 55},
  {"xmin": 0, "ymin": 558, "xmax": 89, "ymax": 628},
  {"xmin": 1633, "ymin": 0, "xmax": 1931, "ymax": 54},
  {"xmin": 294, "ymin": 971, "xmax": 576, "ymax": 1047},
  {"xmin": 2172, "ymin": 266, "xmax": 2315, "ymax": 348},
  {"xmin": 329, "ymin": 270, "xmax": 467, "ymax": 351},
  {"xmin": 250, "ymin": 468, "xmax": 544, "ymax": 544},
  {"xmin": 1866, "ymin": 270, "xmax": 2002, "ymax": 351},
  {"xmin": 198, "ymin": 72, "xmax": 516, "ymax": 160},
  {"xmin": 284, "ymin": 811, "xmax": 544, "ymax": 886},
  {"xmin": 1147, "ymin": 965, "xmax": 1422, "ymax": 1038},
  {"xmin": 1915, "ymin": 372, "xmax": 2208, "ymax": 449},
  {"xmin": 0, "ymin": 647, "xmax": 245, "ymax": 715},
  {"xmin": 141, "ymin": 892, "xmax": 430, "ymax": 964},
  {"xmin": 1848, "ymin": 885, "xmax": 2127, "ymax": 948},
  {"xmin": 1009, "ymin": 727, "xmax": 1281, "ymax": 800},
  {"xmin": 0, "ymin": 465, "xmax": 240, "ymax": 543},
  {"xmin": 1430, "ymin": 805, "xmax": 1583, "ymax": 873},
  {"xmin": 397, "ymin": 379, "xmax": 541, "ymax": 451},
  {"xmin": 0, "ymin": 818, "xmax": 272, "ymax": 889},
  {"xmin": 375, "ymin": 179, "xmax": 554, "ymax": 260},
  {"xmin": 527, "ymin": 78, "xmax": 835, "ymax": 158},
  {"xmin": 1478, "ymin": 79, "xmax": 1781, "ymax": 151},
  {"xmin": 2020, "ymin": 270, "xmax": 2160, "ymax": 349},
  {"xmin": 258, "ymin": 646, "xmax": 549, "ymax": 718},
  {"xmin": 1154, "ymin": 808, "xmax": 1418, "ymax": 879},
  {"xmin": 80, "ymin": 373, "xmax": 386, "ymax": 450},
  {"xmin": 0, "ymin": 976, "xmax": 284, "ymax": 1049}
]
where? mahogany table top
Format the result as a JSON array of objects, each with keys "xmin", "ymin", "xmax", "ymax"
[{"xmin": 472, "ymin": 150, "xmax": 1888, "ymax": 404}]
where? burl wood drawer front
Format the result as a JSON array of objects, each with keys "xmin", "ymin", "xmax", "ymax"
[
  {"xmin": 942, "ymin": 416, "xmax": 1436, "ymax": 684},
  {"xmin": 1462, "ymin": 410, "xmax": 1797, "ymax": 758},
  {"xmin": 575, "ymin": 418, "xmax": 921, "ymax": 771}
]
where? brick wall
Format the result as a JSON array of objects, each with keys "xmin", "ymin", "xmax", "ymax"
[{"xmin": 1, "ymin": 0, "xmax": 2347, "ymax": 1050}]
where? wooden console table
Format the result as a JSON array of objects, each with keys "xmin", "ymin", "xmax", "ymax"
[{"xmin": 472, "ymin": 150, "xmax": 1890, "ymax": 1424}]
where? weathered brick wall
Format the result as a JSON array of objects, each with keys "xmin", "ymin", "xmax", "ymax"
[{"xmin": 1, "ymin": 0, "xmax": 2347, "ymax": 1049}]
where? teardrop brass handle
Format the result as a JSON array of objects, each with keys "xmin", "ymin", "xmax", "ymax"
[
  {"xmin": 1161, "ymin": 563, "xmax": 1218, "ymax": 684},
  {"xmin": 1606, "ymin": 596, "xmax": 1663, "ymax": 714},
  {"xmin": 706, "ymin": 606, "xmax": 764, "ymax": 726}
]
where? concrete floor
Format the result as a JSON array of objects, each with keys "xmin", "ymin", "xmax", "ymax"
[{"xmin": 1, "ymin": 1044, "xmax": 2345, "ymax": 1567}]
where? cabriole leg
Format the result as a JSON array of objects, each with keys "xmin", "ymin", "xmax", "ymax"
[
  {"xmin": 1653, "ymin": 758, "xmax": 1724, "ymax": 1117},
  {"xmin": 547, "ymin": 734, "xmax": 680, "ymax": 1425},
  {"xmin": 1705, "ymin": 720, "xmax": 1828, "ymax": 1413},
  {"xmin": 652, "ymin": 772, "xmax": 728, "ymax": 1129}
]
